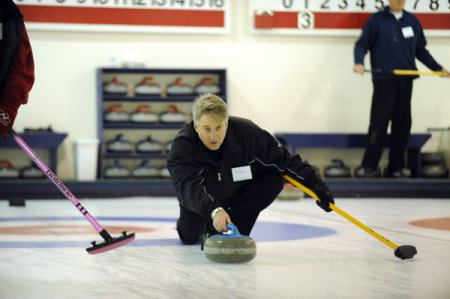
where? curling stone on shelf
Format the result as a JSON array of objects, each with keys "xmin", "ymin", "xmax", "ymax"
[
  {"xmin": 130, "ymin": 104, "xmax": 159, "ymax": 123},
  {"xmin": 106, "ymin": 134, "xmax": 134, "ymax": 153},
  {"xmin": 277, "ymin": 183, "xmax": 304, "ymax": 200},
  {"xmin": 421, "ymin": 152, "xmax": 445, "ymax": 166},
  {"xmin": 131, "ymin": 160, "xmax": 161, "ymax": 178},
  {"xmin": 324, "ymin": 159, "xmax": 351, "ymax": 178},
  {"xmin": 104, "ymin": 160, "xmax": 130, "ymax": 178},
  {"xmin": 166, "ymin": 77, "xmax": 193, "ymax": 95},
  {"xmin": 103, "ymin": 76, "xmax": 128, "ymax": 94},
  {"xmin": 159, "ymin": 167, "xmax": 171, "ymax": 178},
  {"xmin": 20, "ymin": 162, "xmax": 46, "ymax": 179},
  {"xmin": 134, "ymin": 76, "xmax": 162, "ymax": 95},
  {"xmin": 104, "ymin": 104, "xmax": 130, "ymax": 122},
  {"xmin": 422, "ymin": 164, "xmax": 449, "ymax": 178},
  {"xmin": 421, "ymin": 152, "xmax": 449, "ymax": 178},
  {"xmin": 0, "ymin": 160, "xmax": 20, "ymax": 179},
  {"xmin": 194, "ymin": 77, "xmax": 221, "ymax": 94},
  {"xmin": 203, "ymin": 224, "xmax": 256, "ymax": 264},
  {"xmin": 165, "ymin": 141, "xmax": 172, "ymax": 153},
  {"xmin": 160, "ymin": 105, "xmax": 187, "ymax": 123},
  {"xmin": 136, "ymin": 135, "xmax": 163, "ymax": 153}
]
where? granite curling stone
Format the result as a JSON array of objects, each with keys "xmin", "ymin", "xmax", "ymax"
[{"xmin": 203, "ymin": 224, "xmax": 256, "ymax": 263}]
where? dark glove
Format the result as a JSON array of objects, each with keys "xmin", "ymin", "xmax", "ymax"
[{"xmin": 313, "ymin": 181, "xmax": 334, "ymax": 212}]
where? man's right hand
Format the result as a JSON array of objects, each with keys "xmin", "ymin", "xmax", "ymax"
[
  {"xmin": 213, "ymin": 209, "xmax": 232, "ymax": 233},
  {"xmin": 353, "ymin": 64, "xmax": 365, "ymax": 75},
  {"xmin": 440, "ymin": 68, "xmax": 450, "ymax": 77}
]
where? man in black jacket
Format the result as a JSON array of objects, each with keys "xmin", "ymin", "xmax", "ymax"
[{"xmin": 167, "ymin": 94, "xmax": 334, "ymax": 247}]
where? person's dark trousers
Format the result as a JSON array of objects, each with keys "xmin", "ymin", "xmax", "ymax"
[
  {"xmin": 176, "ymin": 171, "xmax": 284, "ymax": 244},
  {"xmin": 361, "ymin": 77, "xmax": 413, "ymax": 171}
]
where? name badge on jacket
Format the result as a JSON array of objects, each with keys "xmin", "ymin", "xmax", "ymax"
[
  {"xmin": 231, "ymin": 165, "xmax": 252, "ymax": 182},
  {"xmin": 402, "ymin": 26, "xmax": 414, "ymax": 38}
]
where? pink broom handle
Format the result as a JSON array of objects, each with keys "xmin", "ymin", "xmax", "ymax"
[{"xmin": 11, "ymin": 130, "xmax": 104, "ymax": 233}]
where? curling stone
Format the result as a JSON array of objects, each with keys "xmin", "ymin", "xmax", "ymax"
[
  {"xmin": 324, "ymin": 159, "xmax": 351, "ymax": 178},
  {"xmin": 136, "ymin": 135, "xmax": 163, "ymax": 153},
  {"xmin": 421, "ymin": 163, "xmax": 449, "ymax": 178},
  {"xmin": 104, "ymin": 104, "xmax": 130, "ymax": 122},
  {"xmin": 159, "ymin": 167, "xmax": 171, "ymax": 178},
  {"xmin": 131, "ymin": 160, "xmax": 160, "ymax": 178},
  {"xmin": 103, "ymin": 76, "xmax": 128, "ymax": 94},
  {"xmin": 277, "ymin": 183, "xmax": 304, "ymax": 200},
  {"xmin": 106, "ymin": 134, "xmax": 134, "ymax": 153},
  {"xmin": 20, "ymin": 162, "xmax": 46, "ymax": 179},
  {"xmin": 166, "ymin": 77, "xmax": 193, "ymax": 95},
  {"xmin": 421, "ymin": 152, "xmax": 449, "ymax": 178},
  {"xmin": 0, "ymin": 160, "xmax": 20, "ymax": 179},
  {"xmin": 160, "ymin": 105, "xmax": 187, "ymax": 123},
  {"xmin": 421, "ymin": 152, "xmax": 445, "ymax": 166},
  {"xmin": 194, "ymin": 77, "xmax": 221, "ymax": 94},
  {"xmin": 130, "ymin": 104, "xmax": 159, "ymax": 123},
  {"xmin": 134, "ymin": 77, "xmax": 162, "ymax": 96},
  {"xmin": 203, "ymin": 224, "xmax": 256, "ymax": 264},
  {"xmin": 104, "ymin": 160, "xmax": 130, "ymax": 178}
]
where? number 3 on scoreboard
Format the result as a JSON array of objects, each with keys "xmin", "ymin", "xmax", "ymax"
[{"xmin": 298, "ymin": 10, "xmax": 314, "ymax": 30}]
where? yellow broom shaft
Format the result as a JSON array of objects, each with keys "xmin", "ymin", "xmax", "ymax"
[
  {"xmin": 282, "ymin": 175, "xmax": 398, "ymax": 250},
  {"xmin": 393, "ymin": 69, "xmax": 442, "ymax": 76}
]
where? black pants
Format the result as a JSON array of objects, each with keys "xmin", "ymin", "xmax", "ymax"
[
  {"xmin": 362, "ymin": 77, "xmax": 413, "ymax": 171},
  {"xmin": 176, "ymin": 171, "xmax": 284, "ymax": 244}
]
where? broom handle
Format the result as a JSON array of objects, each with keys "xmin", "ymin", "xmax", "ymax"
[
  {"xmin": 365, "ymin": 69, "xmax": 442, "ymax": 76},
  {"xmin": 282, "ymin": 175, "xmax": 398, "ymax": 250},
  {"xmin": 10, "ymin": 130, "xmax": 104, "ymax": 233},
  {"xmin": 393, "ymin": 69, "xmax": 442, "ymax": 76}
]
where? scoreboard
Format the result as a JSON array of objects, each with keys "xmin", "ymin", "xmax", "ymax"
[
  {"xmin": 14, "ymin": 0, "xmax": 230, "ymax": 33},
  {"xmin": 251, "ymin": 0, "xmax": 450, "ymax": 36}
]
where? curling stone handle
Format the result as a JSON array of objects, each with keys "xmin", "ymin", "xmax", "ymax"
[{"xmin": 226, "ymin": 224, "xmax": 241, "ymax": 237}]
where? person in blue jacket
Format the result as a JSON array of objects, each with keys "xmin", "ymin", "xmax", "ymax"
[
  {"xmin": 353, "ymin": 0, "xmax": 449, "ymax": 178},
  {"xmin": 167, "ymin": 94, "xmax": 334, "ymax": 248}
]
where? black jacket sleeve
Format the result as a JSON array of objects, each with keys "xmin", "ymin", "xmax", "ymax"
[
  {"xmin": 413, "ymin": 19, "xmax": 442, "ymax": 71},
  {"xmin": 246, "ymin": 121, "xmax": 322, "ymax": 190},
  {"xmin": 167, "ymin": 130, "xmax": 220, "ymax": 218}
]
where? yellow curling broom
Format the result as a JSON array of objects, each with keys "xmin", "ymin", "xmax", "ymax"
[
  {"xmin": 365, "ymin": 69, "xmax": 443, "ymax": 76},
  {"xmin": 282, "ymin": 175, "xmax": 417, "ymax": 260}
]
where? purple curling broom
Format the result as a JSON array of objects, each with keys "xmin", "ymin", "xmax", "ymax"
[{"xmin": 11, "ymin": 130, "xmax": 135, "ymax": 254}]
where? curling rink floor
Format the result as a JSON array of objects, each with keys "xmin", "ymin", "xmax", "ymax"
[{"xmin": 0, "ymin": 196, "xmax": 449, "ymax": 299}]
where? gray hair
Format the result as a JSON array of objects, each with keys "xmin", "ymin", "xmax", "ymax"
[{"xmin": 192, "ymin": 94, "xmax": 229, "ymax": 125}]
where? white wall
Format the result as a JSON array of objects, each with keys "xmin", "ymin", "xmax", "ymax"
[{"xmin": 13, "ymin": 2, "xmax": 450, "ymax": 178}]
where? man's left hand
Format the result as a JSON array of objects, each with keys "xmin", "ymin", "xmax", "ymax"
[{"xmin": 313, "ymin": 182, "xmax": 335, "ymax": 212}]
